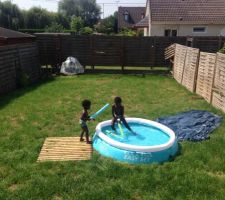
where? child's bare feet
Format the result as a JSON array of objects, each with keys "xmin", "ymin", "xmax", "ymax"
[
  {"xmin": 111, "ymin": 125, "xmax": 116, "ymax": 131},
  {"xmin": 131, "ymin": 131, "xmax": 137, "ymax": 135},
  {"xmin": 80, "ymin": 138, "xmax": 85, "ymax": 142}
]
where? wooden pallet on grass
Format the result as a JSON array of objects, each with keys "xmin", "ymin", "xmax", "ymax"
[{"xmin": 37, "ymin": 137, "xmax": 93, "ymax": 162}]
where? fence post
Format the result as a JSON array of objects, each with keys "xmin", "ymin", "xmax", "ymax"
[
  {"xmin": 90, "ymin": 36, "xmax": 95, "ymax": 70},
  {"xmin": 44, "ymin": 40, "xmax": 48, "ymax": 68},
  {"xmin": 56, "ymin": 34, "xmax": 62, "ymax": 73},
  {"xmin": 120, "ymin": 37, "xmax": 125, "ymax": 72},
  {"xmin": 193, "ymin": 49, "xmax": 200, "ymax": 92},
  {"xmin": 218, "ymin": 36, "xmax": 222, "ymax": 51},
  {"xmin": 210, "ymin": 53, "xmax": 219, "ymax": 103},
  {"xmin": 152, "ymin": 36, "xmax": 156, "ymax": 69}
]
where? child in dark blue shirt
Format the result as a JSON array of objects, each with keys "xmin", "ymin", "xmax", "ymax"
[
  {"xmin": 111, "ymin": 97, "xmax": 133, "ymax": 133},
  {"xmin": 80, "ymin": 100, "xmax": 94, "ymax": 144}
]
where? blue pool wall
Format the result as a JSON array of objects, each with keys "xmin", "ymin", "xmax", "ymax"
[{"xmin": 93, "ymin": 134, "xmax": 179, "ymax": 164}]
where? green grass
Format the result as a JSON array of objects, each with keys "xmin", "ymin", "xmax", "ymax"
[{"xmin": 1, "ymin": 74, "xmax": 225, "ymax": 200}]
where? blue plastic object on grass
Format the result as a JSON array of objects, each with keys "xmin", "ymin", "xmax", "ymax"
[
  {"xmin": 90, "ymin": 103, "xmax": 110, "ymax": 119},
  {"xmin": 156, "ymin": 110, "xmax": 222, "ymax": 142}
]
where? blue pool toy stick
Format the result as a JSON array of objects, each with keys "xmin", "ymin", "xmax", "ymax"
[
  {"xmin": 106, "ymin": 130, "xmax": 123, "ymax": 139},
  {"xmin": 90, "ymin": 103, "xmax": 110, "ymax": 119},
  {"xmin": 118, "ymin": 121, "xmax": 124, "ymax": 137}
]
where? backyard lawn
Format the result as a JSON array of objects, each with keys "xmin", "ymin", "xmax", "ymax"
[{"xmin": 1, "ymin": 74, "xmax": 225, "ymax": 200}]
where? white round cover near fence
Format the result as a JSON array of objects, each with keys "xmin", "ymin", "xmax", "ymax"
[{"xmin": 60, "ymin": 57, "xmax": 84, "ymax": 75}]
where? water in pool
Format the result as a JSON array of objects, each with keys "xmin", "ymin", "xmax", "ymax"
[{"xmin": 102, "ymin": 122, "xmax": 170, "ymax": 146}]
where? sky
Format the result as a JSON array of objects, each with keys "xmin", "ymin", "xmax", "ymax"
[{"xmin": 4, "ymin": 0, "xmax": 146, "ymax": 18}]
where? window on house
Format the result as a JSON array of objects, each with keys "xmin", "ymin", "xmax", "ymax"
[
  {"xmin": 193, "ymin": 27, "xmax": 206, "ymax": 33},
  {"xmin": 172, "ymin": 30, "xmax": 177, "ymax": 37},
  {"xmin": 165, "ymin": 29, "xmax": 177, "ymax": 37},
  {"xmin": 164, "ymin": 29, "xmax": 171, "ymax": 37},
  {"xmin": 124, "ymin": 12, "xmax": 129, "ymax": 22}
]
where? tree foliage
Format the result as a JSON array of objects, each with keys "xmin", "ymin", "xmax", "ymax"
[
  {"xmin": 80, "ymin": 27, "xmax": 93, "ymax": 35},
  {"xmin": 45, "ymin": 22, "xmax": 65, "ymax": 33},
  {"xmin": 95, "ymin": 12, "xmax": 118, "ymax": 34},
  {"xmin": 118, "ymin": 28, "xmax": 137, "ymax": 37},
  {"xmin": 0, "ymin": 0, "xmax": 100, "ymax": 34},
  {"xmin": 70, "ymin": 16, "xmax": 84, "ymax": 33},
  {"xmin": 58, "ymin": 0, "xmax": 101, "ymax": 27},
  {"xmin": 53, "ymin": 13, "xmax": 70, "ymax": 29},
  {"xmin": 24, "ymin": 7, "xmax": 54, "ymax": 29},
  {"xmin": 0, "ymin": 1, "xmax": 24, "ymax": 29},
  {"xmin": 219, "ymin": 43, "xmax": 225, "ymax": 54},
  {"xmin": 0, "ymin": 1, "xmax": 70, "ymax": 30}
]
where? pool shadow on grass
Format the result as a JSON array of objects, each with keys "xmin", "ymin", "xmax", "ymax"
[
  {"xmin": 0, "ymin": 77, "xmax": 56, "ymax": 110},
  {"xmin": 168, "ymin": 142, "xmax": 182, "ymax": 163}
]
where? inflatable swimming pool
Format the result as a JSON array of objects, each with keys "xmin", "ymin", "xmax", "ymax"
[{"xmin": 93, "ymin": 118, "xmax": 178, "ymax": 164}]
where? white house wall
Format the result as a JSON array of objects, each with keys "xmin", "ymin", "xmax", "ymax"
[{"xmin": 149, "ymin": 24, "xmax": 225, "ymax": 36}]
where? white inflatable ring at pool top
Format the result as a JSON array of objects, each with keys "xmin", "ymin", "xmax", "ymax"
[{"xmin": 95, "ymin": 118, "xmax": 176, "ymax": 153}]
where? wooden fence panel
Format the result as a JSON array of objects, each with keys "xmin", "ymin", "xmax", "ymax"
[
  {"xmin": 182, "ymin": 47, "xmax": 200, "ymax": 92},
  {"xmin": 212, "ymin": 92, "xmax": 225, "ymax": 112},
  {"xmin": 18, "ymin": 43, "xmax": 40, "ymax": 83},
  {"xmin": 212, "ymin": 53, "xmax": 225, "ymax": 111},
  {"xmin": 68, "ymin": 36, "xmax": 91, "ymax": 66},
  {"xmin": 93, "ymin": 36, "xmax": 121, "ymax": 66},
  {"xmin": 196, "ymin": 52, "xmax": 216, "ymax": 103},
  {"xmin": 36, "ymin": 34, "xmax": 59, "ymax": 66},
  {"xmin": 0, "ymin": 43, "xmax": 40, "ymax": 95},
  {"xmin": 213, "ymin": 53, "xmax": 225, "ymax": 94},
  {"xmin": 165, "ymin": 44, "xmax": 176, "ymax": 60},
  {"xmin": 193, "ymin": 37, "xmax": 225, "ymax": 53},
  {"xmin": 123, "ymin": 37, "xmax": 155, "ymax": 66},
  {"xmin": 0, "ymin": 46, "xmax": 17, "ymax": 94},
  {"xmin": 155, "ymin": 37, "xmax": 187, "ymax": 66},
  {"xmin": 35, "ymin": 35, "xmax": 189, "ymax": 68},
  {"xmin": 173, "ymin": 44, "xmax": 187, "ymax": 84}
]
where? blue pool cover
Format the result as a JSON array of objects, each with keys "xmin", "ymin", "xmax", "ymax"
[{"xmin": 156, "ymin": 110, "xmax": 222, "ymax": 142}]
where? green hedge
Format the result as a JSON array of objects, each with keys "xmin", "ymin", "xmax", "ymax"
[
  {"xmin": 19, "ymin": 29, "xmax": 78, "ymax": 34},
  {"xmin": 19, "ymin": 29, "xmax": 45, "ymax": 34}
]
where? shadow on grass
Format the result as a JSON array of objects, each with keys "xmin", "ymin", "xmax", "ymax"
[
  {"xmin": 168, "ymin": 142, "xmax": 182, "ymax": 163},
  {"xmin": 0, "ymin": 77, "xmax": 56, "ymax": 110},
  {"xmin": 85, "ymin": 68, "xmax": 170, "ymax": 75}
]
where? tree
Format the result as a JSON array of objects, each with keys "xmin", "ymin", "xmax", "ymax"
[
  {"xmin": 53, "ymin": 13, "xmax": 70, "ymax": 29},
  {"xmin": 80, "ymin": 27, "xmax": 93, "ymax": 35},
  {"xmin": 45, "ymin": 22, "xmax": 65, "ymax": 33},
  {"xmin": 0, "ymin": 1, "xmax": 24, "ymax": 30},
  {"xmin": 95, "ymin": 12, "xmax": 118, "ymax": 34},
  {"xmin": 58, "ymin": 0, "xmax": 101, "ymax": 27},
  {"xmin": 24, "ymin": 7, "xmax": 54, "ymax": 29},
  {"xmin": 79, "ymin": 0, "xmax": 101, "ymax": 27},
  {"xmin": 70, "ymin": 16, "xmax": 84, "ymax": 33}
]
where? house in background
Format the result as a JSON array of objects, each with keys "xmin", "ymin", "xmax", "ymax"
[
  {"xmin": 135, "ymin": 0, "xmax": 225, "ymax": 37},
  {"xmin": 118, "ymin": 7, "xmax": 145, "ymax": 32}
]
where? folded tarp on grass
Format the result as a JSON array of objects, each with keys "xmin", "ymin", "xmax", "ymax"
[{"xmin": 156, "ymin": 110, "xmax": 222, "ymax": 142}]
